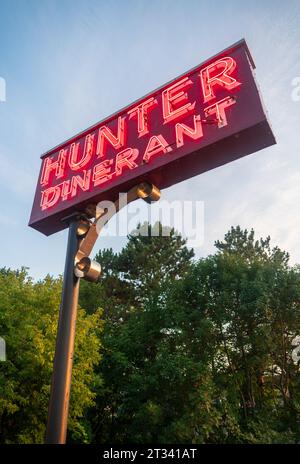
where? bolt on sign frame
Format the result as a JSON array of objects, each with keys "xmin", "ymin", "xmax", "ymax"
[
  {"xmin": 29, "ymin": 39, "xmax": 276, "ymax": 444},
  {"xmin": 29, "ymin": 39, "xmax": 275, "ymax": 236}
]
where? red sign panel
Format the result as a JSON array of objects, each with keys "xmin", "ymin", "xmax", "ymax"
[{"xmin": 29, "ymin": 39, "xmax": 275, "ymax": 235}]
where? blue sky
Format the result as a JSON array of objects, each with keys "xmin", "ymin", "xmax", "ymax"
[{"xmin": 0, "ymin": 0, "xmax": 300, "ymax": 279}]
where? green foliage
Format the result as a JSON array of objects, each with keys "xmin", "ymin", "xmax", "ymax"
[
  {"xmin": 0, "ymin": 268, "xmax": 102, "ymax": 444},
  {"xmin": 1, "ymin": 223, "xmax": 300, "ymax": 444},
  {"xmin": 85, "ymin": 224, "xmax": 300, "ymax": 444}
]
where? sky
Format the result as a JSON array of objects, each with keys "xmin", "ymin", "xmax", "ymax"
[{"xmin": 0, "ymin": 0, "xmax": 300, "ymax": 279}]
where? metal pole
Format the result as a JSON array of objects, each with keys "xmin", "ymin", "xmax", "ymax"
[{"xmin": 45, "ymin": 216, "xmax": 81, "ymax": 444}]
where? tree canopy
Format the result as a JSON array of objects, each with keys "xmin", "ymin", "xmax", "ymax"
[
  {"xmin": 1, "ymin": 224, "xmax": 300, "ymax": 443},
  {"xmin": 0, "ymin": 268, "xmax": 102, "ymax": 443}
]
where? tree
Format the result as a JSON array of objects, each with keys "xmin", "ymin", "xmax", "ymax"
[
  {"xmin": 79, "ymin": 221, "xmax": 194, "ymax": 319},
  {"xmin": 0, "ymin": 268, "xmax": 103, "ymax": 444},
  {"xmin": 86, "ymin": 222, "xmax": 203, "ymax": 443},
  {"xmin": 177, "ymin": 226, "xmax": 300, "ymax": 443},
  {"xmin": 83, "ymin": 224, "xmax": 300, "ymax": 444},
  {"xmin": 1, "ymin": 224, "xmax": 299, "ymax": 444}
]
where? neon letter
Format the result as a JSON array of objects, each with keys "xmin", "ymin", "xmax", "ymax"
[
  {"xmin": 127, "ymin": 97, "xmax": 158, "ymax": 137},
  {"xmin": 93, "ymin": 159, "xmax": 114, "ymax": 186},
  {"xmin": 200, "ymin": 56, "xmax": 241, "ymax": 103},
  {"xmin": 69, "ymin": 134, "xmax": 94, "ymax": 171},
  {"xmin": 40, "ymin": 185, "xmax": 61, "ymax": 210},
  {"xmin": 204, "ymin": 96, "xmax": 236, "ymax": 128},
  {"xmin": 162, "ymin": 77, "xmax": 195, "ymax": 124},
  {"xmin": 175, "ymin": 115, "xmax": 203, "ymax": 148},
  {"xmin": 115, "ymin": 148, "xmax": 139, "ymax": 176},
  {"xmin": 61, "ymin": 170, "xmax": 92, "ymax": 201},
  {"xmin": 143, "ymin": 135, "xmax": 172, "ymax": 163},
  {"xmin": 96, "ymin": 116, "xmax": 126, "ymax": 158},
  {"xmin": 61, "ymin": 180, "xmax": 71, "ymax": 201},
  {"xmin": 70, "ymin": 170, "xmax": 91, "ymax": 198},
  {"xmin": 40, "ymin": 149, "xmax": 67, "ymax": 186}
]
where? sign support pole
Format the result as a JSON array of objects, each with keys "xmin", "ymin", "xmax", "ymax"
[
  {"xmin": 45, "ymin": 183, "xmax": 160, "ymax": 444},
  {"xmin": 45, "ymin": 215, "xmax": 81, "ymax": 444}
]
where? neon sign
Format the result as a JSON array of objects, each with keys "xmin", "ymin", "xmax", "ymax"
[{"xmin": 29, "ymin": 39, "xmax": 275, "ymax": 235}]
